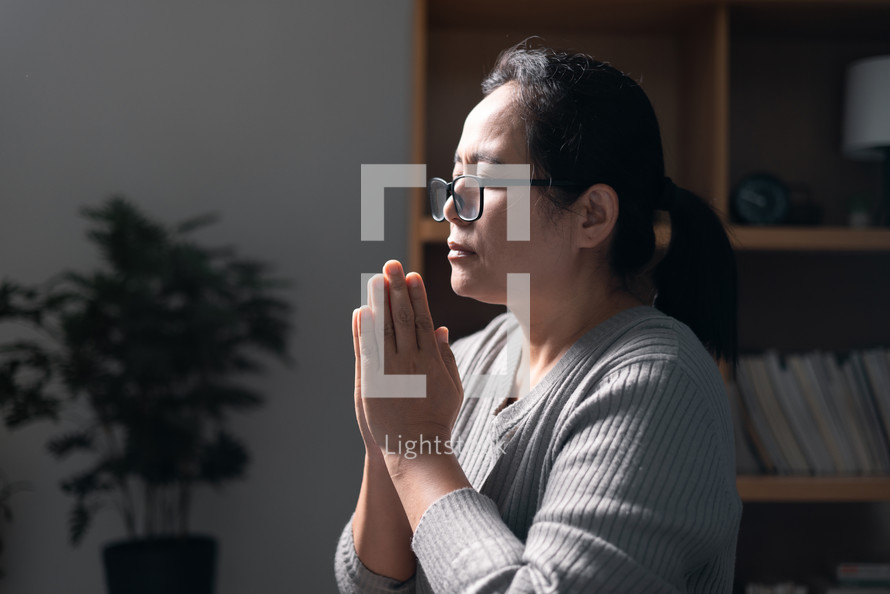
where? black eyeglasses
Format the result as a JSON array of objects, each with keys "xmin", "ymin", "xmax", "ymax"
[{"xmin": 428, "ymin": 175, "xmax": 592, "ymax": 222}]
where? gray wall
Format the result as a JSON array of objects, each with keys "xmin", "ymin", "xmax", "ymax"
[{"xmin": 0, "ymin": 1, "xmax": 415, "ymax": 592}]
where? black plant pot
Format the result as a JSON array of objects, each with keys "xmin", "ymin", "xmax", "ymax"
[{"xmin": 103, "ymin": 535, "xmax": 217, "ymax": 594}]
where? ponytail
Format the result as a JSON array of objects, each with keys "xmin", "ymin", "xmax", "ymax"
[{"xmin": 653, "ymin": 182, "xmax": 738, "ymax": 372}]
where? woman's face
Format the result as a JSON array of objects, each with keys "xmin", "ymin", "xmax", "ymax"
[{"xmin": 446, "ymin": 82, "xmax": 577, "ymax": 305}]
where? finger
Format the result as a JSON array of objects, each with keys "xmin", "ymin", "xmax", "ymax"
[
  {"xmin": 406, "ymin": 272, "xmax": 437, "ymax": 352},
  {"xmin": 367, "ymin": 273, "xmax": 395, "ymax": 363},
  {"xmin": 354, "ymin": 309, "xmax": 371, "ymax": 432},
  {"xmin": 352, "ymin": 308, "xmax": 361, "ymax": 388},
  {"xmin": 384, "ymin": 260, "xmax": 415, "ymax": 353},
  {"xmin": 367, "ymin": 272, "xmax": 382, "ymax": 311},
  {"xmin": 358, "ymin": 305, "xmax": 382, "ymax": 377},
  {"xmin": 436, "ymin": 326, "xmax": 462, "ymax": 390}
]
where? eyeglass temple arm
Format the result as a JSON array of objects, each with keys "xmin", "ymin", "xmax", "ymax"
[{"xmin": 477, "ymin": 178, "xmax": 591, "ymax": 188}]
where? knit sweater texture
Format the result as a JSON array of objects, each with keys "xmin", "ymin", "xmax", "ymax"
[{"xmin": 335, "ymin": 305, "xmax": 742, "ymax": 593}]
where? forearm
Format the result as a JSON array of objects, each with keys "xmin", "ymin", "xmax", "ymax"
[{"xmin": 352, "ymin": 453, "xmax": 416, "ymax": 582}]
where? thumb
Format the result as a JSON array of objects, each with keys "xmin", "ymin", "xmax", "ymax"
[{"xmin": 436, "ymin": 327, "xmax": 460, "ymax": 386}]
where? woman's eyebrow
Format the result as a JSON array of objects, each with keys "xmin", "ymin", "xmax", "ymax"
[{"xmin": 453, "ymin": 150, "xmax": 504, "ymax": 165}]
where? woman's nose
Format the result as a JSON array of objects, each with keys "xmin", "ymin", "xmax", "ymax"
[{"xmin": 442, "ymin": 195, "xmax": 469, "ymax": 225}]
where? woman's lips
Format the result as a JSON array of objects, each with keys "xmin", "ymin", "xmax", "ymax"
[
  {"xmin": 447, "ymin": 240, "xmax": 476, "ymax": 259},
  {"xmin": 448, "ymin": 249, "xmax": 476, "ymax": 259}
]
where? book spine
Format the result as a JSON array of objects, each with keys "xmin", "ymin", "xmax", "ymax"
[
  {"xmin": 737, "ymin": 356, "xmax": 782, "ymax": 473},
  {"xmin": 750, "ymin": 356, "xmax": 810, "ymax": 474},
  {"xmin": 860, "ymin": 350, "xmax": 890, "ymax": 451},
  {"xmin": 789, "ymin": 354, "xmax": 846, "ymax": 473},
  {"xmin": 806, "ymin": 352, "xmax": 861, "ymax": 474},
  {"xmin": 764, "ymin": 350, "xmax": 830, "ymax": 474},
  {"xmin": 823, "ymin": 351, "xmax": 876, "ymax": 474},
  {"xmin": 842, "ymin": 355, "xmax": 890, "ymax": 473}
]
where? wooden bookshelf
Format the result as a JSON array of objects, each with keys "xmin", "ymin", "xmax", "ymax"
[
  {"xmin": 729, "ymin": 226, "xmax": 890, "ymax": 252},
  {"xmin": 415, "ymin": 219, "xmax": 446, "ymax": 244},
  {"xmin": 737, "ymin": 476, "xmax": 890, "ymax": 502}
]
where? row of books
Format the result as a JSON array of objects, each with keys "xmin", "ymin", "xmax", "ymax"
[
  {"xmin": 744, "ymin": 583, "xmax": 807, "ymax": 594},
  {"xmin": 746, "ymin": 585, "xmax": 890, "ymax": 594},
  {"xmin": 838, "ymin": 562, "xmax": 890, "ymax": 587},
  {"xmin": 729, "ymin": 347, "xmax": 890, "ymax": 476},
  {"xmin": 743, "ymin": 562, "xmax": 890, "ymax": 594}
]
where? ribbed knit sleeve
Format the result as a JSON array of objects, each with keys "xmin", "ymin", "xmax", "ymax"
[
  {"xmin": 408, "ymin": 357, "xmax": 740, "ymax": 593},
  {"xmin": 334, "ymin": 511, "xmax": 417, "ymax": 594}
]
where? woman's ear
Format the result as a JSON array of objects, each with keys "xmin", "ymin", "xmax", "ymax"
[{"xmin": 573, "ymin": 183, "xmax": 620, "ymax": 249}]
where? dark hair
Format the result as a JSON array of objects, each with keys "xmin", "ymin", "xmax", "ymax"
[{"xmin": 482, "ymin": 41, "xmax": 738, "ymax": 370}]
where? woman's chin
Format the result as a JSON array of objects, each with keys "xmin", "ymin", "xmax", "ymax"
[
  {"xmin": 450, "ymin": 273, "xmax": 484, "ymax": 300},
  {"xmin": 450, "ymin": 273, "xmax": 471, "ymax": 298},
  {"xmin": 450, "ymin": 275, "xmax": 504, "ymax": 305}
]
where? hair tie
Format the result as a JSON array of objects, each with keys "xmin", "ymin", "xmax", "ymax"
[{"xmin": 658, "ymin": 176, "xmax": 675, "ymax": 211}]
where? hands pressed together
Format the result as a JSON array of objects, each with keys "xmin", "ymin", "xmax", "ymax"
[{"xmin": 352, "ymin": 260, "xmax": 464, "ymax": 463}]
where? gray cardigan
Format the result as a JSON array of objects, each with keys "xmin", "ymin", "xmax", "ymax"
[{"xmin": 335, "ymin": 306, "xmax": 742, "ymax": 593}]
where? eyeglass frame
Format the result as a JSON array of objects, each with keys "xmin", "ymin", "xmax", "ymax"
[{"xmin": 428, "ymin": 175, "xmax": 594, "ymax": 222}]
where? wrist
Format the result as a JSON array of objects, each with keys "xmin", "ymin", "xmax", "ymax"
[
  {"xmin": 383, "ymin": 445, "xmax": 459, "ymax": 480},
  {"xmin": 364, "ymin": 449, "xmax": 388, "ymax": 472},
  {"xmin": 381, "ymin": 450, "xmax": 472, "ymax": 531}
]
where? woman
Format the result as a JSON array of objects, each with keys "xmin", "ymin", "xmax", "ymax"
[{"xmin": 335, "ymin": 42, "xmax": 742, "ymax": 593}]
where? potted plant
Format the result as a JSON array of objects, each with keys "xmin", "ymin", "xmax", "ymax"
[{"xmin": 0, "ymin": 196, "xmax": 293, "ymax": 594}]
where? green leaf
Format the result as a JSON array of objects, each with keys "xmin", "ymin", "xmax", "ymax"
[
  {"xmin": 174, "ymin": 212, "xmax": 220, "ymax": 234},
  {"xmin": 199, "ymin": 430, "xmax": 248, "ymax": 486},
  {"xmin": 0, "ymin": 279, "xmax": 44, "ymax": 323},
  {"xmin": 59, "ymin": 463, "xmax": 113, "ymax": 497},
  {"xmin": 69, "ymin": 502, "xmax": 91, "ymax": 546},
  {"xmin": 2, "ymin": 390, "xmax": 60, "ymax": 428},
  {"xmin": 47, "ymin": 431, "xmax": 95, "ymax": 458}
]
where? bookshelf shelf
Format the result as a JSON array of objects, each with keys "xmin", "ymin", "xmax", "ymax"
[
  {"xmin": 729, "ymin": 226, "xmax": 890, "ymax": 252},
  {"xmin": 737, "ymin": 475, "xmax": 890, "ymax": 502}
]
